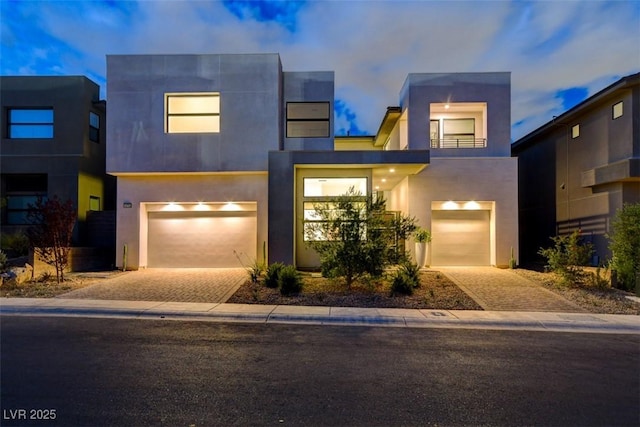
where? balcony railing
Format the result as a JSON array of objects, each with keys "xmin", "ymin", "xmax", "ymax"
[{"xmin": 430, "ymin": 138, "xmax": 487, "ymax": 149}]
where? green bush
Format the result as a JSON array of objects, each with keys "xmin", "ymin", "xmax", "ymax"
[
  {"xmin": 1, "ymin": 231, "xmax": 30, "ymax": 257},
  {"xmin": 609, "ymin": 203, "xmax": 640, "ymax": 291},
  {"xmin": 390, "ymin": 270, "xmax": 415, "ymax": 296},
  {"xmin": 400, "ymin": 262, "xmax": 421, "ymax": 288},
  {"xmin": 538, "ymin": 230, "xmax": 594, "ymax": 285},
  {"xmin": 264, "ymin": 262, "xmax": 284, "ymax": 288},
  {"xmin": 278, "ymin": 265, "xmax": 303, "ymax": 296}
]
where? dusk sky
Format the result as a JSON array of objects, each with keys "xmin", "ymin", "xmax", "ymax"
[{"xmin": 1, "ymin": 0, "xmax": 639, "ymax": 140}]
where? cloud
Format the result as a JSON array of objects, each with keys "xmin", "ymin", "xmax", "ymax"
[{"xmin": 1, "ymin": 0, "xmax": 638, "ymax": 141}]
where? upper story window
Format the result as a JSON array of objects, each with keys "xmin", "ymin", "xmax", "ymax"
[
  {"xmin": 430, "ymin": 103, "xmax": 487, "ymax": 148},
  {"xmin": 571, "ymin": 124, "xmax": 580, "ymax": 139},
  {"xmin": 89, "ymin": 112, "xmax": 100, "ymax": 142},
  {"xmin": 165, "ymin": 93, "xmax": 220, "ymax": 133},
  {"xmin": 612, "ymin": 101, "xmax": 623, "ymax": 119},
  {"xmin": 8, "ymin": 108, "xmax": 54, "ymax": 139},
  {"xmin": 286, "ymin": 102, "xmax": 330, "ymax": 138}
]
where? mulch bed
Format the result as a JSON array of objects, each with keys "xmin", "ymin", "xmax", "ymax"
[{"xmin": 227, "ymin": 270, "xmax": 483, "ymax": 310}]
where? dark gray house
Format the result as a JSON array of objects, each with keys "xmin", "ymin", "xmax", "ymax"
[
  {"xmin": 512, "ymin": 72, "xmax": 640, "ymax": 266},
  {"xmin": 1, "ymin": 76, "xmax": 116, "ymax": 257}
]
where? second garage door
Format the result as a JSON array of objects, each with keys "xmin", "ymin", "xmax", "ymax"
[
  {"xmin": 431, "ymin": 210, "xmax": 490, "ymax": 266},
  {"xmin": 147, "ymin": 211, "xmax": 257, "ymax": 268}
]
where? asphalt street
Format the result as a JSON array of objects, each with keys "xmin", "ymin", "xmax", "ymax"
[{"xmin": 1, "ymin": 316, "xmax": 638, "ymax": 426}]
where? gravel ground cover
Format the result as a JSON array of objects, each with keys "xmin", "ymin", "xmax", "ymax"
[
  {"xmin": 227, "ymin": 270, "xmax": 483, "ymax": 310},
  {"xmin": 513, "ymin": 269, "xmax": 640, "ymax": 315}
]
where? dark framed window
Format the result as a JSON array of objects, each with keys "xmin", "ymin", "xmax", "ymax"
[
  {"xmin": 3, "ymin": 174, "xmax": 47, "ymax": 224},
  {"xmin": 571, "ymin": 124, "xmax": 580, "ymax": 139},
  {"xmin": 8, "ymin": 109, "xmax": 53, "ymax": 138},
  {"xmin": 89, "ymin": 196, "xmax": 101, "ymax": 211},
  {"xmin": 165, "ymin": 93, "xmax": 220, "ymax": 133},
  {"xmin": 286, "ymin": 102, "xmax": 330, "ymax": 138},
  {"xmin": 612, "ymin": 101, "xmax": 623, "ymax": 119},
  {"xmin": 89, "ymin": 112, "xmax": 100, "ymax": 142},
  {"xmin": 443, "ymin": 118, "xmax": 475, "ymax": 141}
]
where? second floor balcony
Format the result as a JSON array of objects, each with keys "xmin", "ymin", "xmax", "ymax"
[{"xmin": 430, "ymin": 138, "xmax": 487, "ymax": 149}]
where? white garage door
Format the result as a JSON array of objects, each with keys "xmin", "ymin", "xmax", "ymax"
[
  {"xmin": 431, "ymin": 210, "xmax": 490, "ymax": 266},
  {"xmin": 147, "ymin": 211, "xmax": 256, "ymax": 267}
]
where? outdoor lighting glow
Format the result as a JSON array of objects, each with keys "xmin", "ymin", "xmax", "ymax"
[
  {"xmin": 221, "ymin": 202, "xmax": 241, "ymax": 211},
  {"xmin": 375, "ymin": 186, "xmax": 380, "ymax": 190},
  {"xmin": 194, "ymin": 202, "xmax": 210, "ymax": 211},
  {"xmin": 389, "ymin": 168, "xmax": 395, "ymax": 173},
  {"xmin": 162, "ymin": 202, "xmax": 185, "ymax": 211},
  {"xmin": 442, "ymin": 201, "xmax": 459, "ymax": 210},
  {"xmin": 444, "ymin": 104, "xmax": 450, "ymax": 109},
  {"xmin": 464, "ymin": 201, "xmax": 481, "ymax": 210},
  {"xmin": 382, "ymin": 178, "xmax": 387, "ymax": 182}
]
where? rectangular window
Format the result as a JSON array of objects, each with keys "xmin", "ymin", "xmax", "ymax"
[
  {"xmin": 571, "ymin": 124, "xmax": 580, "ymax": 139},
  {"xmin": 165, "ymin": 93, "xmax": 220, "ymax": 133},
  {"xmin": 613, "ymin": 101, "xmax": 623, "ymax": 119},
  {"xmin": 89, "ymin": 112, "xmax": 100, "ymax": 142},
  {"xmin": 429, "ymin": 120, "xmax": 439, "ymax": 141},
  {"xmin": 286, "ymin": 102, "xmax": 330, "ymax": 138},
  {"xmin": 3, "ymin": 174, "xmax": 47, "ymax": 225},
  {"xmin": 89, "ymin": 196, "xmax": 101, "ymax": 211},
  {"xmin": 303, "ymin": 177, "xmax": 367, "ymax": 197},
  {"xmin": 302, "ymin": 202, "xmax": 366, "ymax": 242},
  {"xmin": 443, "ymin": 118, "xmax": 475, "ymax": 141},
  {"xmin": 8, "ymin": 109, "xmax": 54, "ymax": 138}
]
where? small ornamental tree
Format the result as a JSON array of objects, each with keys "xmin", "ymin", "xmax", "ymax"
[
  {"xmin": 538, "ymin": 230, "xmax": 593, "ymax": 284},
  {"xmin": 609, "ymin": 203, "xmax": 640, "ymax": 291},
  {"xmin": 304, "ymin": 188, "xmax": 416, "ymax": 288},
  {"xmin": 26, "ymin": 196, "xmax": 77, "ymax": 283}
]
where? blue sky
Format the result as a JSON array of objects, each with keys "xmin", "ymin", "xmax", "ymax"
[{"xmin": 1, "ymin": 0, "xmax": 639, "ymax": 140}]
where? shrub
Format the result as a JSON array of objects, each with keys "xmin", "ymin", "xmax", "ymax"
[
  {"xmin": 414, "ymin": 228, "xmax": 432, "ymax": 243},
  {"xmin": 0, "ymin": 250, "xmax": 7, "ymax": 272},
  {"xmin": 399, "ymin": 262, "xmax": 421, "ymax": 288},
  {"xmin": 264, "ymin": 262, "xmax": 284, "ymax": 288},
  {"xmin": 609, "ymin": 203, "xmax": 640, "ymax": 291},
  {"xmin": 538, "ymin": 230, "xmax": 594, "ymax": 285},
  {"xmin": 390, "ymin": 271, "xmax": 415, "ymax": 296},
  {"xmin": 1, "ymin": 231, "xmax": 30, "ymax": 257},
  {"xmin": 278, "ymin": 265, "xmax": 303, "ymax": 296}
]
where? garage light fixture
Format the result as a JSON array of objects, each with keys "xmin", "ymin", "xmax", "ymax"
[
  {"xmin": 464, "ymin": 201, "xmax": 481, "ymax": 210},
  {"xmin": 442, "ymin": 201, "xmax": 459, "ymax": 210}
]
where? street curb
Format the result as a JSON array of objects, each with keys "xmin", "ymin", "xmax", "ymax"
[{"xmin": 1, "ymin": 300, "xmax": 639, "ymax": 334}]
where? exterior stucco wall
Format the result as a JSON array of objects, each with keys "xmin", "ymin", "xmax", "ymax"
[
  {"xmin": 115, "ymin": 174, "xmax": 268, "ymax": 269},
  {"xmin": 399, "ymin": 72, "xmax": 511, "ymax": 157},
  {"xmin": 107, "ymin": 54, "xmax": 282, "ymax": 173},
  {"xmin": 513, "ymin": 74, "xmax": 639, "ymax": 265},
  {"xmin": 407, "ymin": 157, "xmax": 519, "ymax": 267},
  {"xmin": 282, "ymin": 71, "xmax": 335, "ymax": 151},
  {"xmin": 0, "ymin": 76, "xmax": 114, "ymax": 244}
]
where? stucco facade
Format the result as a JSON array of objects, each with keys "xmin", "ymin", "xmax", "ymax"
[
  {"xmin": 0, "ymin": 76, "xmax": 115, "ymax": 249},
  {"xmin": 512, "ymin": 73, "xmax": 639, "ymax": 266},
  {"xmin": 107, "ymin": 53, "xmax": 517, "ymax": 270}
]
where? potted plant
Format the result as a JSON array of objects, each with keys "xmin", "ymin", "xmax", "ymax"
[{"xmin": 414, "ymin": 228, "xmax": 432, "ymax": 268}]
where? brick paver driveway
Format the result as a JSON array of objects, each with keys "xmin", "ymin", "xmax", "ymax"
[
  {"xmin": 60, "ymin": 269, "xmax": 246, "ymax": 303},
  {"xmin": 439, "ymin": 267, "xmax": 585, "ymax": 312}
]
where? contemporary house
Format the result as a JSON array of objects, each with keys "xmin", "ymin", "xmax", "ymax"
[
  {"xmin": 107, "ymin": 53, "xmax": 518, "ymax": 270},
  {"xmin": 0, "ymin": 76, "xmax": 115, "ymax": 253},
  {"xmin": 512, "ymin": 72, "xmax": 640, "ymax": 266}
]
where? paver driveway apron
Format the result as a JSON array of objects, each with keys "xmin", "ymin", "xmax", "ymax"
[
  {"xmin": 439, "ymin": 267, "xmax": 585, "ymax": 312},
  {"xmin": 60, "ymin": 268, "xmax": 247, "ymax": 303}
]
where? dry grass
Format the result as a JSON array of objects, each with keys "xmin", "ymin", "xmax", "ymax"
[
  {"xmin": 227, "ymin": 270, "xmax": 483, "ymax": 310},
  {"xmin": 513, "ymin": 269, "xmax": 640, "ymax": 315}
]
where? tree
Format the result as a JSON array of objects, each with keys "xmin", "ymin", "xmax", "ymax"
[
  {"xmin": 609, "ymin": 203, "xmax": 640, "ymax": 291},
  {"xmin": 26, "ymin": 196, "xmax": 77, "ymax": 283},
  {"xmin": 304, "ymin": 188, "xmax": 416, "ymax": 288}
]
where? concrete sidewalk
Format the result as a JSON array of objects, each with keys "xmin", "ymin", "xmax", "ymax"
[{"xmin": 1, "ymin": 298, "xmax": 638, "ymax": 334}]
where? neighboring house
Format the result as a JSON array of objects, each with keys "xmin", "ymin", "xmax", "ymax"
[
  {"xmin": 107, "ymin": 54, "xmax": 518, "ymax": 269},
  {"xmin": 1, "ymin": 76, "xmax": 116, "ymax": 254},
  {"xmin": 512, "ymin": 72, "xmax": 640, "ymax": 266}
]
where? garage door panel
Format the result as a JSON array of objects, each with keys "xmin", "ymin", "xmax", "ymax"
[
  {"xmin": 148, "ymin": 211, "xmax": 256, "ymax": 268},
  {"xmin": 431, "ymin": 210, "xmax": 490, "ymax": 266}
]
